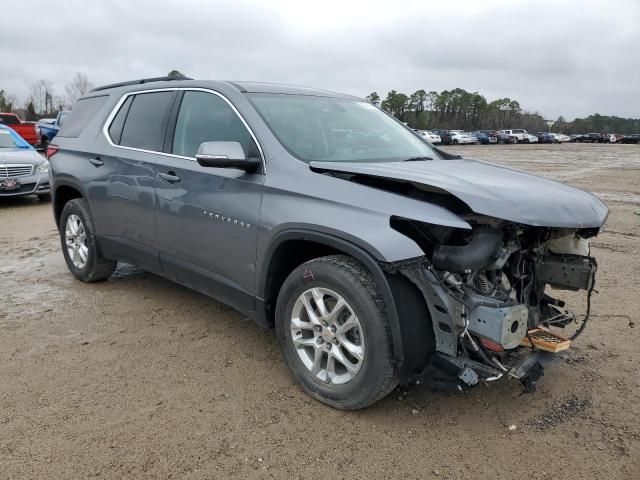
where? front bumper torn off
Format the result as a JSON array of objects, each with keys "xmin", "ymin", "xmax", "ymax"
[{"xmin": 382, "ymin": 258, "xmax": 567, "ymax": 391}]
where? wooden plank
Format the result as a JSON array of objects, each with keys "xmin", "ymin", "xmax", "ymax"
[{"xmin": 521, "ymin": 327, "xmax": 571, "ymax": 352}]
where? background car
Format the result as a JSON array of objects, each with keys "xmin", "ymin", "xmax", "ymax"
[
  {"xmin": 571, "ymin": 133, "xmax": 608, "ymax": 143},
  {"xmin": 498, "ymin": 128, "xmax": 528, "ymax": 143},
  {"xmin": 412, "ymin": 129, "xmax": 441, "ymax": 145},
  {"xmin": 450, "ymin": 131, "xmax": 478, "ymax": 144},
  {"xmin": 0, "ymin": 124, "xmax": 51, "ymax": 200},
  {"xmin": 0, "ymin": 113, "xmax": 38, "ymax": 147},
  {"xmin": 523, "ymin": 133, "xmax": 539, "ymax": 143},
  {"xmin": 38, "ymin": 110, "xmax": 69, "ymax": 150},
  {"xmin": 471, "ymin": 131, "xmax": 497, "ymax": 144},
  {"xmin": 619, "ymin": 134, "xmax": 640, "ymax": 144},
  {"xmin": 549, "ymin": 133, "xmax": 571, "ymax": 143},
  {"xmin": 431, "ymin": 129, "xmax": 453, "ymax": 145},
  {"xmin": 536, "ymin": 132, "xmax": 557, "ymax": 143}
]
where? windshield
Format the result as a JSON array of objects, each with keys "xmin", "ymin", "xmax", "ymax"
[
  {"xmin": 248, "ymin": 93, "xmax": 438, "ymax": 163},
  {"xmin": 0, "ymin": 129, "xmax": 29, "ymax": 149}
]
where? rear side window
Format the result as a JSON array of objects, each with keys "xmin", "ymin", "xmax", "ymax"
[
  {"xmin": 118, "ymin": 92, "xmax": 175, "ymax": 151},
  {"xmin": 58, "ymin": 96, "xmax": 108, "ymax": 138},
  {"xmin": 172, "ymin": 91, "xmax": 255, "ymax": 158},
  {"xmin": 0, "ymin": 114, "xmax": 19, "ymax": 125},
  {"xmin": 108, "ymin": 96, "xmax": 133, "ymax": 145}
]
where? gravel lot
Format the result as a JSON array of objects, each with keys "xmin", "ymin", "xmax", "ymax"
[{"xmin": 1, "ymin": 143, "xmax": 639, "ymax": 479}]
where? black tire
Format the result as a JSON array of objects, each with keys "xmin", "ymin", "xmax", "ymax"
[
  {"xmin": 453, "ymin": 139, "xmax": 459, "ymax": 145},
  {"xmin": 37, "ymin": 193, "xmax": 51, "ymax": 202},
  {"xmin": 275, "ymin": 255, "xmax": 397, "ymax": 409},
  {"xmin": 41, "ymin": 137, "xmax": 49, "ymax": 154},
  {"xmin": 59, "ymin": 198, "xmax": 116, "ymax": 282}
]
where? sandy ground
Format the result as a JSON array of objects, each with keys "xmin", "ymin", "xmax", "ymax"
[{"xmin": 1, "ymin": 143, "xmax": 639, "ymax": 479}]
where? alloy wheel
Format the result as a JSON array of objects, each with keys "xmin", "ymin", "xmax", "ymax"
[
  {"xmin": 290, "ymin": 287, "xmax": 364, "ymax": 385},
  {"xmin": 65, "ymin": 214, "xmax": 89, "ymax": 269}
]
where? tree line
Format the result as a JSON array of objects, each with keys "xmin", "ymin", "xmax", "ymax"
[
  {"xmin": 1, "ymin": 75, "xmax": 638, "ymax": 134},
  {"xmin": 0, "ymin": 72, "xmax": 94, "ymax": 120},
  {"xmin": 367, "ymin": 88, "xmax": 640, "ymax": 135}
]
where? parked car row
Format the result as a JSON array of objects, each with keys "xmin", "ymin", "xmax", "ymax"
[
  {"xmin": 413, "ymin": 127, "xmax": 639, "ymax": 146},
  {"xmin": 0, "ymin": 111, "xmax": 70, "ymax": 150},
  {"xmin": 0, "ymin": 113, "xmax": 39, "ymax": 146}
]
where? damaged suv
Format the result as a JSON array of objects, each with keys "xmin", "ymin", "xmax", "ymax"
[{"xmin": 50, "ymin": 78, "xmax": 607, "ymax": 409}]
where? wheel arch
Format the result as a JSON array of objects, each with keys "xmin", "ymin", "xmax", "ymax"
[
  {"xmin": 258, "ymin": 229, "xmax": 415, "ymax": 370},
  {"xmin": 53, "ymin": 181, "xmax": 85, "ymax": 227}
]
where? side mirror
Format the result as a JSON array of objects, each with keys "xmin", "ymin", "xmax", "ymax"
[{"xmin": 195, "ymin": 141, "xmax": 260, "ymax": 172}]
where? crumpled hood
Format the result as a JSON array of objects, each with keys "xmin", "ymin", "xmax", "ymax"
[{"xmin": 310, "ymin": 158, "xmax": 609, "ymax": 228}]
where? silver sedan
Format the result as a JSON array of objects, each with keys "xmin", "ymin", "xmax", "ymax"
[{"xmin": 0, "ymin": 126, "xmax": 51, "ymax": 200}]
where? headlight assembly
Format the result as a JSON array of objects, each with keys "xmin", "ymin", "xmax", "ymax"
[{"xmin": 36, "ymin": 161, "xmax": 50, "ymax": 174}]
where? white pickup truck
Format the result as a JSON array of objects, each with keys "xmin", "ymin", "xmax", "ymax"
[{"xmin": 498, "ymin": 129, "xmax": 538, "ymax": 144}]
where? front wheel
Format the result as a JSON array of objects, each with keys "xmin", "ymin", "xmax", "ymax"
[
  {"xmin": 275, "ymin": 255, "xmax": 397, "ymax": 409},
  {"xmin": 59, "ymin": 198, "xmax": 117, "ymax": 282}
]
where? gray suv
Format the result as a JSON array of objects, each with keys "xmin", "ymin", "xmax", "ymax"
[{"xmin": 50, "ymin": 77, "xmax": 607, "ymax": 409}]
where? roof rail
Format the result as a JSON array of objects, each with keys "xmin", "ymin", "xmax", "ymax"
[{"xmin": 90, "ymin": 75, "xmax": 193, "ymax": 93}]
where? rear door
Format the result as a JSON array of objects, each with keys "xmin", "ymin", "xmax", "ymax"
[
  {"xmin": 154, "ymin": 90, "xmax": 265, "ymax": 312},
  {"xmin": 94, "ymin": 90, "xmax": 177, "ymax": 270}
]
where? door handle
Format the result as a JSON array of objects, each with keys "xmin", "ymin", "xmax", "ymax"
[
  {"xmin": 158, "ymin": 171, "xmax": 181, "ymax": 183},
  {"xmin": 89, "ymin": 157, "xmax": 104, "ymax": 167}
]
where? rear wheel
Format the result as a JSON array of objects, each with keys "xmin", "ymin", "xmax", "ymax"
[
  {"xmin": 275, "ymin": 255, "xmax": 397, "ymax": 409},
  {"xmin": 59, "ymin": 198, "xmax": 116, "ymax": 282}
]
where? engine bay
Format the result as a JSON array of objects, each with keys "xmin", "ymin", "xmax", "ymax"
[{"xmin": 392, "ymin": 216, "xmax": 599, "ymax": 390}]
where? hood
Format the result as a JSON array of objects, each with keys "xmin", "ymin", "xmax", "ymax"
[
  {"xmin": 310, "ymin": 158, "xmax": 609, "ymax": 228},
  {"xmin": 0, "ymin": 148, "xmax": 43, "ymax": 165}
]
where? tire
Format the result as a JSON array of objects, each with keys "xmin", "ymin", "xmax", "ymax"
[
  {"xmin": 453, "ymin": 139, "xmax": 459, "ymax": 145},
  {"xmin": 37, "ymin": 193, "xmax": 51, "ymax": 202},
  {"xmin": 59, "ymin": 198, "xmax": 116, "ymax": 282},
  {"xmin": 40, "ymin": 137, "xmax": 49, "ymax": 154},
  {"xmin": 275, "ymin": 255, "xmax": 397, "ymax": 410}
]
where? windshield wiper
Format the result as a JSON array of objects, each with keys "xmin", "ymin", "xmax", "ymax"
[{"xmin": 403, "ymin": 156, "xmax": 433, "ymax": 162}]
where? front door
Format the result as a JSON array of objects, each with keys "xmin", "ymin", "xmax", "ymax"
[{"xmin": 154, "ymin": 90, "xmax": 265, "ymax": 312}]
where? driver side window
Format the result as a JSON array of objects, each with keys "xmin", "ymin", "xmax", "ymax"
[{"xmin": 172, "ymin": 91, "xmax": 256, "ymax": 158}]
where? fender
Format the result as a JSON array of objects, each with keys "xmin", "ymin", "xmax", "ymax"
[
  {"xmin": 258, "ymin": 228, "xmax": 410, "ymax": 368},
  {"xmin": 50, "ymin": 176, "xmax": 89, "ymax": 226}
]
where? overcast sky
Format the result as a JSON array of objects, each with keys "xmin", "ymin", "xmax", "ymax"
[{"xmin": 3, "ymin": 0, "xmax": 639, "ymax": 119}]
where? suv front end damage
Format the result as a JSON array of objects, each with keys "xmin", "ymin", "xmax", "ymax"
[{"xmin": 386, "ymin": 218, "xmax": 600, "ymax": 391}]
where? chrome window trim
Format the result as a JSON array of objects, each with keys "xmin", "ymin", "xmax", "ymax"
[{"xmin": 101, "ymin": 87, "xmax": 267, "ymax": 172}]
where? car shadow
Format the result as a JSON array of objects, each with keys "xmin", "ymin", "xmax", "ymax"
[{"xmin": 0, "ymin": 196, "xmax": 48, "ymax": 209}]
